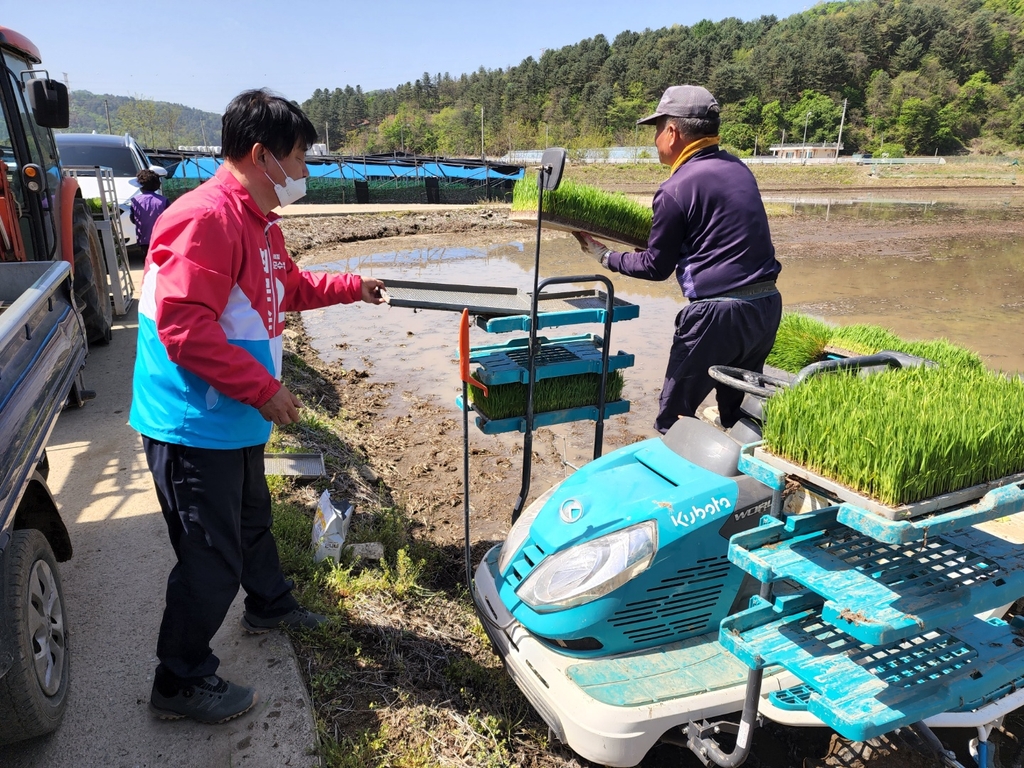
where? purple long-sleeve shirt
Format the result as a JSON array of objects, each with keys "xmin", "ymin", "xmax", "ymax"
[
  {"xmin": 130, "ymin": 190, "xmax": 169, "ymax": 246},
  {"xmin": 607, "ymin": 146, "xmax": 780, "ymax": 300}
]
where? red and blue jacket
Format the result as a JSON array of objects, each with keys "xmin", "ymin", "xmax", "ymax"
[{"xmin": 129, "ymin": 166, "xmax": 362, "ymax": 449}]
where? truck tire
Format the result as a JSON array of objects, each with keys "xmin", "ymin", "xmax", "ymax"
[
  {"xmin": 0, "ymin": 529, "xmax": 70, "ymax": 745},
  {"xmin": 71, "ymin": 199, "xmax": 112, "ymax": 346}
]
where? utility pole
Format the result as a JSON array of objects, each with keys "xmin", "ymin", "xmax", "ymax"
[
  {"xmin": 802, "ymin": 111, "xmax": 812, "ymax": 160},
  {"xmin": 103, "ymin": 99, "xmax": 112, "ymax": 134},
  {"xmin": 325, "ymin": 121, "xmax": 330, "ymax": 153},
  {"xmin": 835, "ymin": 98, "xmax": 847, "ymax": 164},
  {"xmin": 200, "ymin": 118, "xmax": 209, "ymax": 152},
  {"xmin": 480, "ymin": 105, "xmax": 485, "ymax": 161}
]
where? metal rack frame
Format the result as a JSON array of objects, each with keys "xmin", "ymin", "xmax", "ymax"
[{"xmin": 62, "ymin": 165, "xmax": 135, "ymax": 316}]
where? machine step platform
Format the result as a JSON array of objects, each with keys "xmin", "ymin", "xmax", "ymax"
[
  {"xmin": 728, "ymin": 508, "xmax": 1024, "ymax": 645},
  {"xmin": 719, "ymin": 592, "xmax": 1024, "ymax": 742},
  {"xmin": 469, "ymin": 334, "xmax": 634, "ymax": 386}
]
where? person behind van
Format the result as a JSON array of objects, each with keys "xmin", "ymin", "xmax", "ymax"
[{"xmin": 129, "ymin": 169, "xmax": 168, "ymax": 258}]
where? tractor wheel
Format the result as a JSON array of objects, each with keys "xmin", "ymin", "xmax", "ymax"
[
  {"xmin": 0, "ymin": 529, "xmax": 70, "ymax": 745},
  {"xmin": 71, "ymin": 199, "xmax": 112, "ymax": 346}
]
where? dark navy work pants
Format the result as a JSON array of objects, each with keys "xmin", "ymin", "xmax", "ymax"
[
  {"xmin": 656, "ymin": 293, "xmax": 783, "ymax": 433},
  {"xmin": 143, "ymin": 438, "xmax": 298, "ymax": 683}
]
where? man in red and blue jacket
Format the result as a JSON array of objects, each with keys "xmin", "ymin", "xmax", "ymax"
[{"xmin": 130, "ymin": 89, "xmax": 386, "ymax": 724}]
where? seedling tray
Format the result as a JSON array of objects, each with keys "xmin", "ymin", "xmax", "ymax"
[
  {"xmin": 478, "ymin": 289, "xmax": 639, "ymax": 333},
  {"xmin": 508, "ymin": 209, "xmax": 649, "ymax": 250},
  {"xmin": 738, "ymin": 442, "xmax": 1024, "ymax": 526},
  {"xmin": 455, "ymin": 394, "xmax": 630, "ymax": 434},
  {"xmin": 469, "ymin": 334, "xmax": 634, "ymax": 386},
  {"xmin": 728, "ymin": 508, "xmax": 1024, "ymax": 645},
  {"xmin": 381, "ymin": 279, "xmax": 639, "ymax": 331},
  {"xmin": 720, "ymin": 591, "xmax": 1024, "ymax": 742}
]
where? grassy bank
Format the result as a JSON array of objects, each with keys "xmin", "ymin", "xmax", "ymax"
[{"xmin": 265, "ymin": 321, "xmax": 565, "ymax": 768}]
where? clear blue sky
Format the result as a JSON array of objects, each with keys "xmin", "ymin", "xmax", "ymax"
[{"xmin": 6, "ymin": 0, "xmax": 815, "ymax": 114}]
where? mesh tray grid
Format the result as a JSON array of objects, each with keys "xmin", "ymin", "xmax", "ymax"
[
  {"xmin": 504, "ymin": 345, "xmax": 580, "ymax": 367},
  {"xmin": 818, "ymin": 528, "xmax": 1000, "ymax": 595}
]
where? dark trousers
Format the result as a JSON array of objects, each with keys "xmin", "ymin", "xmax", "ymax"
[
  {"xmin": 142, "ymin": 438, "xmax": 298, "ymax": 684},
  {"xmin": 656, "ymin": 293, "xmax": 783, "ymax": 433}
]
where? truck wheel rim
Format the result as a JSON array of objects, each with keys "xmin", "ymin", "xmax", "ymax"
[{"xmin": 28, "ymin": 559, "xmax": 65, "ymax": 697}]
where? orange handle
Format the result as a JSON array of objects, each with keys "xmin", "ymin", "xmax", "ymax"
[{"xmin": 459, "ymin": 309, "xmax": 488, "ymax": 396}]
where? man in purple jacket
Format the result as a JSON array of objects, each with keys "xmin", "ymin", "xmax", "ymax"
[{"xmin": 575, "ymin": 85, "xmax": 782, "ymax": 434}]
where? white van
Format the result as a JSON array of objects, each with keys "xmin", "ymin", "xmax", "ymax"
[{"xmin": 54, "ymin": 133, "xmax": 166, "ymax": 251}]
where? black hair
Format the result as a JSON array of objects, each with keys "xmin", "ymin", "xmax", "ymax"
[
  {"xmin": 136, "ymin": 168, "xmax": 161, "ymax": 191},
  {"xmin": 221, "ymin": 88, "xmax": 318, "ymax": 161},
  {"xmin": 667, "ymin": 115, "xmax": 720, "ymax": 139}
]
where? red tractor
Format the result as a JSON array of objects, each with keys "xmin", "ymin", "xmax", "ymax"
[{"xmin": 0, "ymin": 25, "xmax": 112, "ymax": 344}]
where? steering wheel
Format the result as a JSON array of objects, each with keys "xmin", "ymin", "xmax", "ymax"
[{"xmin": 707, "ymin": 366, "xmax": 791, "ymax": 398}]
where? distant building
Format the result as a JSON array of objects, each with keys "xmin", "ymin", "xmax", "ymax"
[{"xmin": 767, "ymin": 142, "xmax": 843, "ymax": 160}]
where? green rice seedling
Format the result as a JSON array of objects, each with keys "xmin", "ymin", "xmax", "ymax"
[
  {"xmin": 511, "ymin": 178, "xmax": 653, "ymax": 247},
  {"xmin": 766, "ymin": 314, "xmax": 985, "ymax": 374},
  {"xmin": 829, "ymin": 323, "xmax": 983, "ymax": 369},
  {"xmin": 766, "ymin": 313, "xmax": 833, "ymax": 373},
  {"xmin": 468, "ymin": 371, "xmax": 625, "ymax": 421},
  {"xmin": 762, "ymin": 365, "xmax": 1024, "ymax": 506},
  {"xmin": 828, "ymin": 323, "xmax": 905, "ymax": 357}
]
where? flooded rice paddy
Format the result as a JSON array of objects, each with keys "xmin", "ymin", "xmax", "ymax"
[{"xmin": 299, "ymin": 198, "xmax": 1024, "ymax": 440}]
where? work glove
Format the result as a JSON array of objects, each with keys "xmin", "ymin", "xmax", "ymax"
[{"xmin": 572, "ymin": 232, "xmax": 611, "ymax": 269}]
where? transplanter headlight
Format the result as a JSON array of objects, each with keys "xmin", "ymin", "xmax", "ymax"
[
  {"xmin": 497, "ymin": 484, "xmax": 558, "ymax": 574},
  {"xmin": 516, "ymin": 521, "xmax": 657, "ymax": 612}
]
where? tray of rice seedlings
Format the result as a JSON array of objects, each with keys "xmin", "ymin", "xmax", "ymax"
[
  {"xmin": 466, "ymin": 370, "xmax": 628, "ymax": 434},
  {"xmin": 758, "ymin": 364, "xmax": 1024, "ymax": 518},
  {"xmin": 509, "ymin": 178, "xmax": 652, "ymax": 249}
]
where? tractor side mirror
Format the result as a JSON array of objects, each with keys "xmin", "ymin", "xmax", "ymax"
[
  {"xmin": 540, "ymin": 147, "xmax": 566, "ymax": 191},
  {"xmin": 27, "ymin": 78, "xmax": 69, "ymax": 129}
]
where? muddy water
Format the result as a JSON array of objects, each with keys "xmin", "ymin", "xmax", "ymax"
[{"xmin": 300, "ymin": 210, "xmax": 1024, "ymax": 450}]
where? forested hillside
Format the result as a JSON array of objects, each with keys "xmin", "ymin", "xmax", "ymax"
[
  {"xmin": 302, "ymin": 0, "xmax": 1024, "ymax": 158},
  {"xmin": 62, "ymin": 91, "xmax": 222, "ymax": 149}
]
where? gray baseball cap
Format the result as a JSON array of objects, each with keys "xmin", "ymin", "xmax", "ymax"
[{"xmin": 636, "ymin": 85, "xmax": 720, "ymax": 125}]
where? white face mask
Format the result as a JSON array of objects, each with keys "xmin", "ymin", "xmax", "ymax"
[{"xmin": 264, "ymin": 152, "xmax": 306, "ymax": 207}]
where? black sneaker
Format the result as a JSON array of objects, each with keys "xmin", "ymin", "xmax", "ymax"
[
  {"xmin": 150, "ymin": 675, "xmax": 257, "ymax": 723},
  {"xmin": 240, "ymin": 606, "xmax": 328, "ymax": 634}
]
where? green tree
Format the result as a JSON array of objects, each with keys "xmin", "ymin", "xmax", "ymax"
[
  {"xmin": 895, "ymin": 97, "xmax": 939, "ymax": 153},
  {"xmin": 784, "ymin": 90, "xmax": 842, "ymax": 144}
]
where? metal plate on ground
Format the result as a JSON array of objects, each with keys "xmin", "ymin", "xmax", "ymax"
[{"xmin": 264, "ymin": 452, "xmax": 325, "ymax": 478}]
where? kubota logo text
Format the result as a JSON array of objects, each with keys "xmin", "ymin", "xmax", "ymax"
[{"xmin": 668, "ymin": 497, "xmax": 732, "ymax": 527}]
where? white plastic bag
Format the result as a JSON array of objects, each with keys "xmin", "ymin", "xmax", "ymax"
[{"xmin": 311, "ymin": 490, "xmax": 353, "ymax": 563}]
